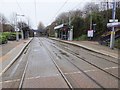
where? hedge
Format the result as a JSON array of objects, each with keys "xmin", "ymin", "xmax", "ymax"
[
  {"xmin": 0, "ymin": 34, "xmax": 8, "ymax": 44},
  {"xmin": 0, "ymin": 32, "xmax": 22, "ymax": 45}
]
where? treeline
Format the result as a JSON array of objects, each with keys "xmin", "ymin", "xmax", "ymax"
[{"xmin": 46, "ymin": 2, "xmax": 120, "ymax": 40}]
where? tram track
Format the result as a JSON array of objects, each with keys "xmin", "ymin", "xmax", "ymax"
[
  {"xmin": 45, "ymin": 38, "xmax": 119, "ymax": 80},
  {"xmin": 40, "ymin": 37, "xmax": 119, "ymax": 88},
  {"xmin": 38, "ymin": 38, "xmax": 73, "ymax": 90},
  {"xmin": 2, "ymin": 37, "xmax": 118, "ymax": 89},
  {"xmin": 39, "ymin": 38, "xmax": 106, "ymax": 89},
  {"xmin": 2, "ymin": 40, "xmax": 32, "ymax": 89},
  {"xmin": 47, "ymin": 38, "xmax": 119, "ymax": 65}
]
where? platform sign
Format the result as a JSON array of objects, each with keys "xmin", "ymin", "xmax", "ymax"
[
  {"xmin": 109, "ymin": 19, "xmax": 118, "ymax": 22},
  {"xmin": 107, "ymin": 22, "xmax": 120, "ymax": 28},
  {"xmin": 87, "ymin": 30, "xmax": 93, "ymax": 37}
]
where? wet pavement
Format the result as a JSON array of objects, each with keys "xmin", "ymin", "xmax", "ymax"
[
  {"xmin": 1, "ymin": 37, "xmax": 119, "ymax": 89},
  {"xmin": 22, "ymin": 38, "xmax": 69, "ymax": 88},
  {"xmin": 2, "ymin": 40, "xmax": 31, "ymax": 88},
  {"xmin": 0, "ymin": 38, "xmax": 31, "ymax": 74},
  {"xmin": 39, "ymin": 37, "xmax": 118, "ymax": 88},
  {"xmin": 0, "ymin": 40, "xmax": 24, "ymax": 57}
]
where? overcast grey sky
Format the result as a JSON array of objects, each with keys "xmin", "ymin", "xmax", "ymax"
[{"xmin": 0, "ymin": 0, "xmax": 98, "ymax": 29}]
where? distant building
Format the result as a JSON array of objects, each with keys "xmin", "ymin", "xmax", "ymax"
[{"xmin": 0, "ymin": 23, "xmax": 14, "ymax": 32}]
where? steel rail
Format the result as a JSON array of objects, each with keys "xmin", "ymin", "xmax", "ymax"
[
  {"xmin": 47, "ymin": 38, "xmax": 119, "ymax": 65},
  {"xmin": 47, "ymin": 38, "xmax": 120, "ymax": 80},
  {"xmin": 18, "ymin": 40, "xmax": 32, "ymax": 90},
  {"xmin": 38, "ymin": 38, "xmax": 73, "ymax": 90}
]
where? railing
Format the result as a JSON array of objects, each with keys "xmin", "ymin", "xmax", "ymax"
[{"xmin": 99, "ymin": 29, "xmax": 120, "ymax": 46}]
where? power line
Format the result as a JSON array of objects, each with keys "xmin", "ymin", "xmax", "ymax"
[
  {"xmin": 49, "ymin": 0, "xmax": 69, "ymax": 24},
  {"xmin": 48, "ymin": 0, "xmax": 88, "ymax": 25},
  {"xmin": 54, "ymin": 0, "xmax": 69, "ymax": 17}
]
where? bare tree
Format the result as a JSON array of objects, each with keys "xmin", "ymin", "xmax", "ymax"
[
  {"xmin": 0, "ymin": 13, "xmax": 8, "ymax": 32},
  {"xmin": 37, "ymin": 21, "xmax": 45, "ymax": 30},
  {"xmin": 56, "ymin": 12, "xmax": 69, "ymax": 24},
  {"xmin": 55, "ymin": 9, "xmax": 83, "ymax": 25},
  {"xmin": 17, "ymin": 21, "xmax": 30, "ymax": 30},
  {"xmin": 83, "ymin": 2, "xmax": 99, "ymax": 16},
  {"xmin": 46, "ymin": 21, "xmax": 57, "ymax": 36},
  {"xmin": 0, "ymin": 13, "xmax": 7, "ymax": 24},
  {"xmin": 9, "ymin": 12, "xmax": 17, "ymax": 28},
  {"xmin": 69, "ymin": 9, "xmax": 82, "ymax": 18}
]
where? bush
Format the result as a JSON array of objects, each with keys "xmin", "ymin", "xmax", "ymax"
[
  {"xmin": 0, "ymin": 32, "xmax": 22, "ymax": 44},
  {"xmin": 115, "ymin": 38, "xmax": 120, "ymax": 49},
  {"xmin": 8, "ymin": 33, "xmax": 16, "ymax": 41},
  {"xmin": 0, "ymin": 34, "xmax": 8, "ymax": 44},
  {"xmin": 2, "ymin": 32, "xmax": 11, "ymax": 39},
  {"xmin": 74, "ymin": 35, "xmax": 88, "ymax": 41}
]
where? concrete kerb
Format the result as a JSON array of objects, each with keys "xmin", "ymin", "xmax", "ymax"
[
  {"xmin": 50, "ymin": 38, "xmax": 118, "ymax": 59},
  {"xmin": 0, "ymin": 38, "xmax": 33, "ymax": 76}
]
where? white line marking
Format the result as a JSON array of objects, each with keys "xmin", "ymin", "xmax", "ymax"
[
  {"xmin": 64, "ymin": 66, "xmax": 118, "ymax": 75},
  {"xmin": 84, "ymin": 69, "xmax": 97, "ymax": 73},
  {"xmin": 26, "ymin": 74, "xmax": 60, "ymax": 80},
  {"xmin": 0, "ymin": 67, "xmax": 118, "ymax": 83},
  {"xmin": 0, "ymin": 79, "xmax": 20, "ymax": 84},
  {"xmin": 104, "ymin": 66, "xmax": 118, "ymax": 70},
  {"xmin": 64, "ymin": 71, "xmax": 81, "ymax": 75},
  {"xmin": 64, "ymin": 70, "xmax": 97, "ymax": 75}
]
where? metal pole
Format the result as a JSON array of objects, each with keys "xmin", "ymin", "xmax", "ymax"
[
  {"xmin": 27, "ymin": 18, "xmax": 29, "ymax": 38},
  {"xmin": 89, "ymin": 7, "xmax": 93, "ymax": 40},
  {"xmin": 90, "ymin": 10, "xmax": 92, "ymax": 30},
  {"xmin": 69, "ymin": 16, "xmax": 71, "ymax": 26},
  {"xmin": 21, "ymin": 21, "xmax": 24, "ymax": 39},
  {"xmin": 16, "ymin": 14, "xmax": 25, "ymax": 40},
  {"xmin": 69, "ymin": 13, "xmax": 73, "ymax": 41},
  {"xmin": 110, "ymin": 0, "xmax": 116, "ymax": 49},
  {"xmin": 68, "ymin": 16, "xmax": 71, "ymax": 40},
  {"xmin": 16, "ymin": 14, "xmax": 19, "ymax": 41}
]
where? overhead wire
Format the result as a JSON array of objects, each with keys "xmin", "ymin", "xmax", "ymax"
[
  {"xmin": 49, "ymin": 0, "xmax": 69, "ymax": 25},
  {"xmin": 54, "ymin": 0, "xmax": 69, "ymax": 17},
  {"xmin": 48, "ymin": 0, "xmax": 88, "ymax": 25}
]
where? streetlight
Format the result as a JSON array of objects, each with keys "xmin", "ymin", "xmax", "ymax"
[
  {"xmin": 90, "ymin": 7, "xmax": 92, "ymax": 30},
  {"xmin": 22, "ymin": 16, "xmax": 30, "ymax": 38},
  {"xmin": 110, "ymin": 0, "xmax": 116, "ymax": 49},
  {"xmin": 15, "ymin": 14, "xmax": 25, "ymax": 41},
  {"xmin": 68, "ymin": 12, "xmax": 73, "ymax": 41}
]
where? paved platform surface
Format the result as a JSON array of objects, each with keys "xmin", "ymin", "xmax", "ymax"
[
  {"xmin": 0, "ymin": 40, "xmax": 25, "ymax": 57},
  {"xmin": 73, "ymin": 41, "xmax": 118, "ymax": 54},
  {"xmin": 50, "ymin": 38, "xmax": 119, "ymax": 59},
  {"xmin": 0, "ymin": 38, "xmax": 32, "ymax": 75}
]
